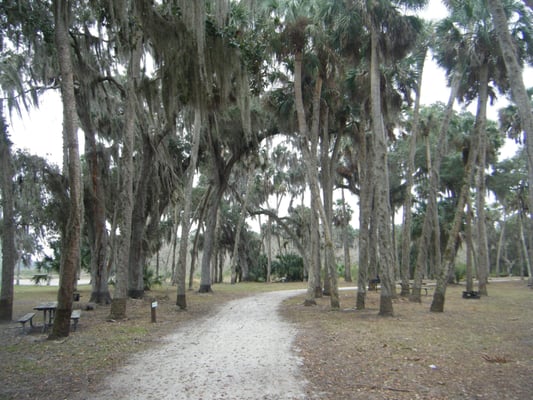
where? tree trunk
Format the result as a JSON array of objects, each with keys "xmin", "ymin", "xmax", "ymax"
[
  {"xmin": 305, "ymin": 197, "xmax": 319, "ymax": 305},
  {"xmin": 370, "ymin": 25, "xmax": 395, "ymax": 316},
  {"xmin": 50, "ymin": 0, "xmax": 82, "ymax": 339},
  {"xmin": 84, "ymin": 127, "xmax": 111, "ymax": 304},
  {"xmin": 0, "ymin": 103, "xmax": 16, "ymax": 321},
  {"xmin": 128, "ymin": 134, "xmax": 155, "ymax": 299},
  {"xmin": 487, "ymin": 0, "xmax": 533, "ymax": 288},
  {"xmin": 519, "ymin": 212, "xmax": 532, "ymax": 280},
  {"xmin": 294, "ymin": 51, "xmax": 339, "ymax": 309},
  {"xmin": 199, "ymin": 184, "xmax": 223, "ymax": 293},
  {"xmin": 341, "ymin": 189, "xmax": 352, "ymax": 282},
  {"xmin": 465, "ymin": 199, "xmax": 475, "ymax": 292},
  {"xmin": 356, "ymin": 129, "xmax": 371, "ymax": 310},
  {"xmin": 410, "ymin": 73, "xmax": 461, "ymax": 302},
  {"xmin": 110, "ymin": 16, "xmax": 142, "ymax": 320},
  {"xmin": 495, "ymin": 206, "xmax": 507, "ymax": 277},
  {"xmin": 231, "ymin": 161, "xmax": 254, "ymax": 284},
  {"xmin": 401, "ymin": 51, "xmax": 426, "ymax": 297},
  {"xmin": 176, "ymin": 108, "xmax": 202, "ymax": 308},
  {"xmin": 430, "ymin": 100, "xmax": 481, "ymax": 312},
  {"xmin": 189, "ymin": 223, "xmax": 202, "ymax": 290},
  {"xmin": 474, "ymin": 63, "xmax": 490, "ymax": 296}
]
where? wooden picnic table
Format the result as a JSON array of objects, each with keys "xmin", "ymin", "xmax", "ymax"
[{"xmin": 33, "ymin": 301, "xmax": 58, "ymax": 332}]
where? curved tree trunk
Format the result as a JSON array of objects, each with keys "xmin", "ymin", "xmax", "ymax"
[{"xmin": 50, "ymin": 0, "xmax": 82, "ymax": 339}]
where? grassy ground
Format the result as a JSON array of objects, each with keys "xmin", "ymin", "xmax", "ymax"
[
  {"xmin": 282, "ymin": 279, "xmax": 533, "ymax": 400},
  {"xmin": 1, "ymin": 279, "xmax": 532, "ymax": 399}
]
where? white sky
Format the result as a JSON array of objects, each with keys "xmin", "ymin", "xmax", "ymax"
[{"xmin": 5, "ymin": 0, "xmax": 533, "ymax": 165}]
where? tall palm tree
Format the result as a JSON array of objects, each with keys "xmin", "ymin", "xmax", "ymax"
[
  {"xmin": 49, "ymin": 0, "xmax": 82, "ymax": 338},
  {"xmin": 399, "ymin": 24, "xmax": 432, "ymax": 297},
  {"xmin": 486, "ymin": 0, "xmax": 533, "ymax": 289},
  {"xmin": 362, "ymin": 0, "xmax": 426, "ymax": 315}
]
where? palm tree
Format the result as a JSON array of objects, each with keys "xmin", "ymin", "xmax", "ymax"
[
  {"xmin": 363, "ymin": 0, "xmax": 426, "ymax": 316},
  {"xmin": 49, "ymin": 0, "xmax": 82, "ymax": 338},
  {"xmin": 398, "ymin": 24, "xmax": 432, "ymax": 297},
  {"xmin": 486, "ymin": 0, "xmax": 533, "ymax": 289}
]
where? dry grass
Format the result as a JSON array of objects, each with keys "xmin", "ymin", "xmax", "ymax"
[
  {"xmin": 1, "ymin": 280, "xmax": 532, "ymax": 400},
  {"xmin": 282, "ymin": 279, "xmax": 533, "ymax": 400}
]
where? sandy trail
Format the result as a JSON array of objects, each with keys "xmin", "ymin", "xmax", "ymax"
[{"xmin": 81, "ymin": 289, "xmax": 308, "ymax": 400}]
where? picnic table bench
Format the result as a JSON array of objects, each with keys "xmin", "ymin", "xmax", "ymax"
[{"xmin": 17, "ymin": 312, "xmax": 36, "ymax": 333}]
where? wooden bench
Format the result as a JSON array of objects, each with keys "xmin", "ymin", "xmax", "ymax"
[
  {"xmin": 70, "ymin": 310, "xmax": 81, "ymax": 331},
  {"xmin": 17, "ymin": 312, "xmax": 36, "ymax": 333}
]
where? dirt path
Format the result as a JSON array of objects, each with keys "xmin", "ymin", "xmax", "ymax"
[{"xmin": 79, "ymin": 289, "xmax": 308, "ymax": 400}]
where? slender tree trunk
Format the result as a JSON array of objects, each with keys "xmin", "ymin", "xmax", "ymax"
[
  {"xmin": 0, "ymin": 103, "xmax": 16, "ymax": 321},
  {"xmin": 341, "ymin": 188, "xmax": 352, "ymax": 282},
  {"xmin": 430, "ymin": 100, "xmax": 481, "ymax": 312},
  {"xmin": 370, "ymin": 25, "xmax": 395, "ymax": 316},
  {"xmin": 305, "ymin": 205, "xmax": 318, "ymax": 305},
  {"xmin": 475, "ymin": 64, "xmax": 490, "ymax": 296},
  {"xmin": 199, "ymin": 184, "xmax": 223, "ymax": 292},
  {"xmin": 400, "ymin": 51, "xmax": 426, "ymax": 296},
  {"xmin": 465, "ymin": 199, "xmax": 475, "ymax": 292},
  {"xmin": 495, "ymin": 206, "xmax": 507, "ymax": 277},
  {"xmin": 519, "ymin": 212, "xmax": 532, "ymax": 280},
  {"xmin": 410, "ymin": 73, "xmax": 461, "ymax": 302},
  {"xmin": 50, "ymin": 0, "xmax": 82, "ymax": 339},
  {"xmin": 170, "ymin": 205, "xmax": 179, "ymax": 283},
  {"xmin": 128, "ymin": 134, "xmax": 154, "ymax": 299},
  {"xmin": 84, "ymin": 128, "xmax": 110, "ymax": 304},
  {"xmin": 176, "ymin": 108, "xmax": 202, "ymax": 308},
  {"xmin": 487, "ymin": 0, "xmax": 533, "ymax": 288},
  {"xmin": 356, "ymin": 130, "xmax": 371, "ymax": 310},
  {"xmin": 231, "ymin": 161, "xmax": 254, "ymax": 284},
  {"xmin": 76, "ymin": 70, "xmax": 110, "ymax": 304},
  {"xmin": 189, "ymin": 223, "xmax": 202, "ymax": 290},
  {"xmin": 110, "ymin": 18, "xmax": 142, "ymax": 320},
  {"xmin": 294, "ymin": 51, "xmax": 339, "ymax": 308}
]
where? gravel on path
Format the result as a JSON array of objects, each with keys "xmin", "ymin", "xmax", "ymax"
[{"xmin": 79, "ymin": 289, "xmax": 308, "ymax": 400}]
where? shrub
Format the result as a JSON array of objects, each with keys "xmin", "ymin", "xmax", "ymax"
[
  {"xmin": 455, "ymin": 263, "xmax": 466, "ymax": 283},
  {"xmin": 271, "ymin": 253, "xmax": 304, "ymax": 282},
  {"xmin": 143, "ymin": 268, "xmax": 163, "ymax": 291}
]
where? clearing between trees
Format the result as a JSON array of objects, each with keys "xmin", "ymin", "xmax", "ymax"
[{"xmin": 1, "ymin": 280, "xmax": 532, "ymax": 399}]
